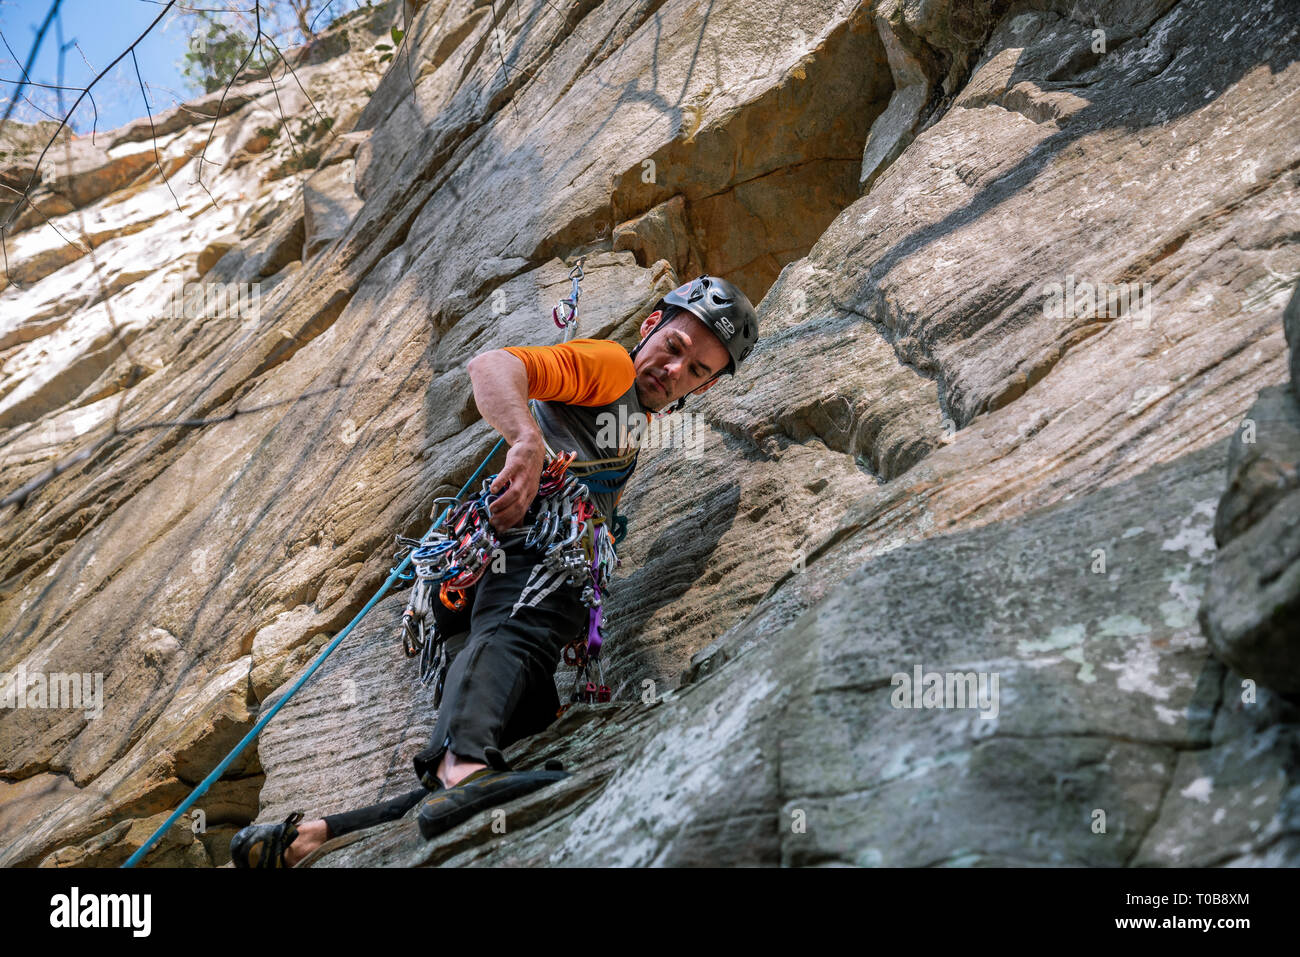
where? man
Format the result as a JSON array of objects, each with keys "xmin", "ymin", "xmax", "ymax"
[{"xmin": 231, "ymin": 275, "xmax": 759, "ymax": 866}]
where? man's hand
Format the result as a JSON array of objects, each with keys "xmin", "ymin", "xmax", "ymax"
[
  {"xmin": 487, "ymin": 436, "xmax": 546, "ymax": 532},
  {"xmin": 466, "ymin": 350, "xmax": 549, "ymax": 531}
]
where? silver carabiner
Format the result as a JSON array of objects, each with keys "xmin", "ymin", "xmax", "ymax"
[
  {"xmin": 531, "ymin": 509, "xmax": 556, "ymax": 549},
  {"xmin": 552, "ymin": 257, "xmax": 586, "ymax": 330},
  {"xmin": 555, "ymin": 514, "xmax": 584, "ymax": 551}
]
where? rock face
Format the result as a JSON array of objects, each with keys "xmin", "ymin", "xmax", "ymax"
[
  {"xmin": 316, "ymin": 441, "xmax": 1299, "ymax": 867},
  {"xmin": 1197, "ymin": 281, "xmax": 1300, "ymax": 693},
  {"xmin": 1, "ymin": 0, "xmax": 1298, "ymax": 867}
]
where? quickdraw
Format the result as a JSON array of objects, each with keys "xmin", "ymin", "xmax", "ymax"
[
  {"xmin": 394, "ymin": 450, "xmax": 620, "ymax": 708},
  {"xmin": 552, "ymin": 257, "xmax": 586, "ymax": 340}
]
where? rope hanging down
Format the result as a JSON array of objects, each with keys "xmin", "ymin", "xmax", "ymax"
[{"xmin": 121, "ymin": 437, "xmax": 506, "ymax": 868}]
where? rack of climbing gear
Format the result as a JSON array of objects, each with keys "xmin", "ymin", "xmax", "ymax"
[
  {"xmin": 393, "ymin": 484, "xmax": 504, "ymax": 704},
  {"xmin": 552, "ymin": 257, "xmax": 586, "ymax": 342},
  {"xmin": 394, "ymin": 449, "xmax": 621, "ymax": 709}
]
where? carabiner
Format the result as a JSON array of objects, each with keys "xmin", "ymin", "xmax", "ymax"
[
  {"xmin": 439, "ymin": 581, "xmax": 468, "ymax": 611},
  {"xmin": 555, "ymin": 514, "xmax": 584, "ymax": 551},
  {"xmin": 402, "ymin": 608, "xmax": 424, "ymax": 657},
  {"xmin": 552, "ymin": 257, "xmax": 585, "ymax": 329}
]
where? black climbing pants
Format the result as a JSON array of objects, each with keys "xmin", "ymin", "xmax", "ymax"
[{"xmin": 321, "ymin": 526, "xmax": 588, "ymax": 838}]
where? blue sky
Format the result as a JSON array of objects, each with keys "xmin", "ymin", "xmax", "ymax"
[{"xmin": 0, "ymin": 1, "xmax": 365, "ymax": 135}]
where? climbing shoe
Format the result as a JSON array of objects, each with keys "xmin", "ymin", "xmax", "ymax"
[
  {"xmin": 230, "ymin": 811, "xmax": 305, "ymax": 868},
  {"xmin": 416, "ymin": 749, "xmax": 568, "ymax": 840}
]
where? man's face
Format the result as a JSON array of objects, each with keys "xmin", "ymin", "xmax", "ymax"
[{"xmin": 631, "ymin": 309, "xmax": 732, "ymax": 411}]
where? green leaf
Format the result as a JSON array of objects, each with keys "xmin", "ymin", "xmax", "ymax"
[
  {"xmin": 379, "ymin": 52, "xmax": 393, "ymax": 64},
  {"xmin": 375, "ymin": 43, "xmax": 392, "ymax": 50},
  {"xmin": 391, "ymin": 26, "xmax": 405, "ymax": 44}
]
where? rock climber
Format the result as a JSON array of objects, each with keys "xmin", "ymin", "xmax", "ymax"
[{"xmin": 230, "ymin": 275, "xmax": 759, "ymax": 866}]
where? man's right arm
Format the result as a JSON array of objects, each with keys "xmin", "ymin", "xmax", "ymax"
[
  {"xmin": 467, "ymin": 350, "xmax": 545, "ymax": 449},
  {"xmin": 467, "ymin": 350, "xmax": 547, "ymax": 531}
]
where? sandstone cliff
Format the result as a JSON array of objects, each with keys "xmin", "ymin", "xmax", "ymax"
[{"xmin": 1, "ymin": 0, "xmax": 1297, "ymax": 867}]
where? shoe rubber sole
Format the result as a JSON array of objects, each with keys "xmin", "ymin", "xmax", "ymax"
[{"xmin": 417, "ymin": 769, "xmax": 569, "ymax": 840}]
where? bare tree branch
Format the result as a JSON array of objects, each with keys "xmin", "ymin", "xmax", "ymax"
[
  {"xmin": 192, "ymin": 0, "xmax": 261, "ymax": 199},
  {"xmin": 257, "ymin": 29, "xmax": 326, "ymax": 125},
  {"xmin": 307, "ymin": 0, "xmax": 340, "ymax": 35},
  {"xmin": 257, "ymin": 33, "xmax": 298, "ymax": 161},
  {"xmin": 130, "ymin": 47, "xmax": 183, "ymax": 210},
  {"xmin": 0, "ymin": 0, "xmax": 176, "ymax": 241},
  {"xmin": 0, "ymin": 0, "xmax": 64, "ymax": 132},
  {"xmin": 0, "ymin": 75, "xmax": 99, "ymax": 132}
]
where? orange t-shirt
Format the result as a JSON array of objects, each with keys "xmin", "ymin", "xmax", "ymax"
[{"xmin": 502, "ymin": 338, "xmax": 635, "ymax": 406}]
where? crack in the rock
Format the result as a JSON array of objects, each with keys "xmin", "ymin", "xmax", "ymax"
[
  {"xmin": 990, "ymin": 729, "xmax": 1210, "ymax": 753},
  {"xmin": 1126, "ymin": 750, "xmax": 1178, "ymax": 867}
]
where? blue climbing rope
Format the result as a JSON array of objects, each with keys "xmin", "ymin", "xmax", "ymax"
[{"xmin": 122, "ymin": 437, "xmax": 506, "ymax": 868}]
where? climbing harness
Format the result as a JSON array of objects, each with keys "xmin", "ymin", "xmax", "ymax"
[
  {"xmin": 552, "ymin": 257, "xmax": 586, "ymax": 342},
  {"xmin": 394, "ymin": 450, "xmax": 621, "ymax": 709},
  {"xmin": 529, "ymin": 429, "xmax": 638, "ymax": 549}
]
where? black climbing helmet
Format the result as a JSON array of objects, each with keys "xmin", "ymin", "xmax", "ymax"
[{"xmin": 640, "ymin": 275, "xmax": 760, "ymax": 377}]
